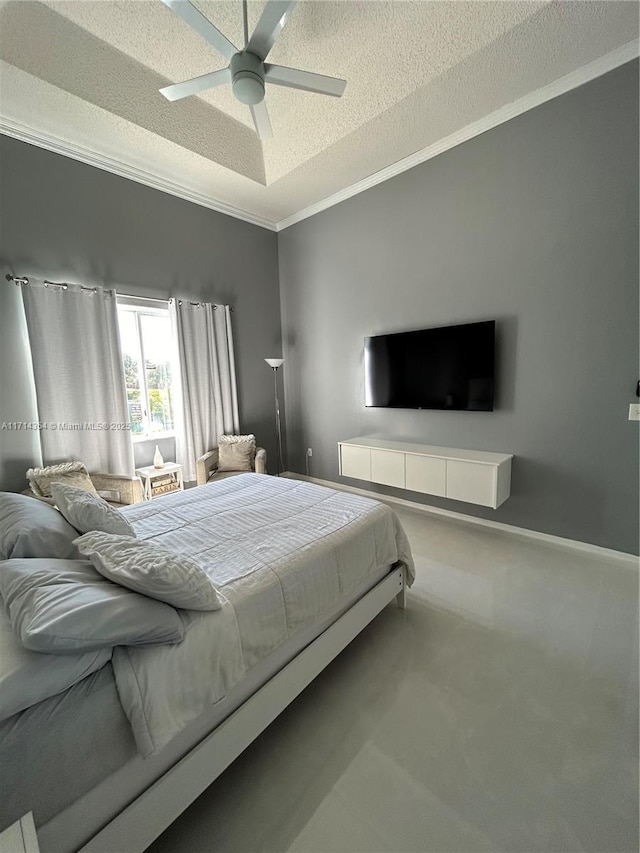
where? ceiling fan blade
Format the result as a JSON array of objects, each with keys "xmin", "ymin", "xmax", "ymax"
[
  {"xmin": 250, "ymin": 101, "xmax": 273, "ymax": 140},
  {"xmin": 247, "ymin": 1, "xmax": 296, "ymax": 61},
  {"xmin": 264, "ymin": 64, "xmax": 346, "ymax": 97},
  {"xmin": 160, "ymin": 67, "xmax": 231, "ymax": 101},
  {"xmin": 161, "ymin": 0, "xmax": 238, "ymax": 61}
]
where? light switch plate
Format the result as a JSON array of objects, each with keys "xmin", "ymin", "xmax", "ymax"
[{"xmin": 629, "ymin": 403, "xmax": 640, "ymax": 421}]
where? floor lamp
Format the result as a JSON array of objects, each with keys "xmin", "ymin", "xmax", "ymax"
[{"xmin": 265, "ymin": 358, "xmax": 284, "ymax": 476}]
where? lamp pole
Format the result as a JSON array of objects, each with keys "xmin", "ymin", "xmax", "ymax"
[{"xmin": 264, "ymin": 358, "xmax": 284, "ymax": 475}]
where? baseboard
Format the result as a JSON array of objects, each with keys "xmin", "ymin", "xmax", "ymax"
[{"xmin": 282, "ymin": 472, "xmax": 639, "ymax": 567}]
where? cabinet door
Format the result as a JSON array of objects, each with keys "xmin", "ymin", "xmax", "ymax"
[
  {"xmin": 446, "ymin": 460, "xmax": 496, "ymax": 508},
  {"xmin": 340, "ymin": 445, "xmax": 371, "ymax": 481},
  {"xmin": 371, "ymin": 449, "xmax": 405, "ymax": 488},
  {"xmin": 405, "ymin": 454, "xmax": 446, "ymax": 497}
]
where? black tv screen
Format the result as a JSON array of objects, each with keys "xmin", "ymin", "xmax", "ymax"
[{"xmin": 364, "ymin": 320, "xmax": 495, "ymax": 411}]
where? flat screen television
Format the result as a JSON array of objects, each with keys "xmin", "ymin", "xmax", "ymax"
[{"xmin": 364, "ymin": 320, "xmax": 495, "ymax": 411}]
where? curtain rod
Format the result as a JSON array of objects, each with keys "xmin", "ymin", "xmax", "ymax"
[
  {"xmin": 5, "ymin": 275, "xmax": 233, "ymax": 310},
  {"xmin": 5, "ymin": 273, "xmax": 97, "ymax": 292}
]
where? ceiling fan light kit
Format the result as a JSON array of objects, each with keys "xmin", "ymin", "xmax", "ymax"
[
  {"xmin": 231, "ymin": 52, "xmax": 265, "ymax": 106},
  {"xmin": 159, "ymin": 0, "xmax": 347, "ymax": 140}
]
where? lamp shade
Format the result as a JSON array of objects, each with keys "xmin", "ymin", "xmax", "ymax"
[{"xmin": 265, "ymin": 358, "xmax": 284, "ymax": 368}]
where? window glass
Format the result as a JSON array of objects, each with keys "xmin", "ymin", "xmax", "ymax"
[
  {"xmin": 140, "ymin": 313, "xmax": 175, "ymax": 435},
  {"xmin": 117, "ymin": 306, "xmax": 176, "ymax": 439}
]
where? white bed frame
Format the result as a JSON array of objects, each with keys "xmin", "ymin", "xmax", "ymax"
[{"xmin": 80, "ymin": 566, "xmax": 406, "ymax": 853}]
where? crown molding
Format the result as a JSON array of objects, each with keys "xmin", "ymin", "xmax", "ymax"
[
  {"xmin": 0, "ymin": 117, "xmax": 278, "ymax": 232},
  {"xmin": 1, "ymin": 40, "xmax": 637, "ymax": 234},
  {"xmin": 277, "ymin": 40, "xmax": 640, "ymax": 231}
]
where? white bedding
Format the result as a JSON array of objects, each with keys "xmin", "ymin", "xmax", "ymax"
[{"xmin": 116, "ymin": 474, "xmax": 414, "ymax": 756}]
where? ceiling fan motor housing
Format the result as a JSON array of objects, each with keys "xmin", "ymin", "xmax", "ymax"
[{"xmin": 231, "ymin": 51, "xmax": 265, "ymax": 105}]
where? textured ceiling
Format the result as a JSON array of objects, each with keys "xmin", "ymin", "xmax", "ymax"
[{"xmin": 0, "ymin": 1, "xmax": 638, "ymax": 227}]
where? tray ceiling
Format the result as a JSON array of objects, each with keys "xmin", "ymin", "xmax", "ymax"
[{"xmin": 0, "ymin": 1, "xmax": 637, "ymax": 229}]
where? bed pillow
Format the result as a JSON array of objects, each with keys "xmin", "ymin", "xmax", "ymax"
[
  {"xmin": 51, "ymin": 482, "xmax": 135, "ymax": 537},
  {"xmin": 26, "ymin": 462, "xmax": 97, "ymax": 498},
  {"xmin": 217, "ymin": 434, "xmax": 256, "ymax": 472},
  {"xmin": 0, "ymin": 599, "xmax": 112, "ymax": 720},
  {"xmin": 0, "ymin": 558, "xmax": 184, "ymax": 654},
  {"xmin": 74, "ymin": 531, "xmax": 222, "ymax": 611},
  {"xmin": 0, "ymin": 492, "xmax": 80, "ymax": 560}
]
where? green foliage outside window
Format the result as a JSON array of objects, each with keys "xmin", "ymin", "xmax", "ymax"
[{"xmin": 120, "ymin": 319, "xmax": 175, "ymax": 437}]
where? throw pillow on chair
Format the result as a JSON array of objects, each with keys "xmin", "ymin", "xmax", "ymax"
[
  {"xmin": 26, "ymin": 462, "xmax": 98, "ymax": 498},
  {"xmin": 217, "ymin": 435, "xmax": 256, "ymax": 472}
]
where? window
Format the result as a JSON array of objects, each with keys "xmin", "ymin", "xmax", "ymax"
[{"xmin": 117, "ymin": 304, "xmax": 177, "ymax": 439}]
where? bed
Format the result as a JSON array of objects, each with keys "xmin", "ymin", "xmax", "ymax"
[{"xmin": 0, "ymin": 474, "xmax": 414, "ymax": 853}]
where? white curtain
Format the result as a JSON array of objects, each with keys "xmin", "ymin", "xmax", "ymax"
[
  {"xmin": 170, "ymin": 299, "xmax": 239, "ymax": 482},
  {"xmin": 22, "ymin": 281, "xmax": 134, "ymax": 475}
]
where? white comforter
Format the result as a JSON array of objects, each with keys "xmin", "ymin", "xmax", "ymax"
[{"xmin": 116, "ymin": 474, "xmax": 414, "ymax": 756}]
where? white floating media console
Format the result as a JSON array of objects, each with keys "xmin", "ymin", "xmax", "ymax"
[{"xmin": 338, "ymin": 437, "xmax": 512, "ymax": 509}]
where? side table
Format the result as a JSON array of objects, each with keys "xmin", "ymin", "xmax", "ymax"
[{"xmin": 135, "ymin": 462, "xmax": 184, "ymax": 501}]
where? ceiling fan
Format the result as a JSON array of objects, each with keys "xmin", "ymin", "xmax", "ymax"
[{"xmin": 159, "ymin": 0, "xmax": 347, "ymax": 140}]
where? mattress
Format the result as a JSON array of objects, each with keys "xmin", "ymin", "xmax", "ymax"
[
  {"xmin": 112, "ymin": 475, "xmax": 413, "ymax": 756},
  {"xmin": 0, "ymin": 664, "xmax": 134, "ymax": 831},
  {"xmin": 3, "ymin": 565, "xmax": 391, "ymax": 853},
  {"xmin": 0, "ymin": 475, "xmax": 413, "ymax": 849}
]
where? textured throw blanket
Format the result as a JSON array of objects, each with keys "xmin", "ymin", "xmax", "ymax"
[{"xmin": 116, "ymin": 474, "xmax": 414, "ymax": 756}]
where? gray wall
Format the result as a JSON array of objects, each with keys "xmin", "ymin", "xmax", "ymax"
[
  {"xmin": 278, "ymin": 61, "xmax": 639, "ymax": 554},
  {"xmin": 0, "ymin": 135, "xmax": 283, "ymax": 489}
]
